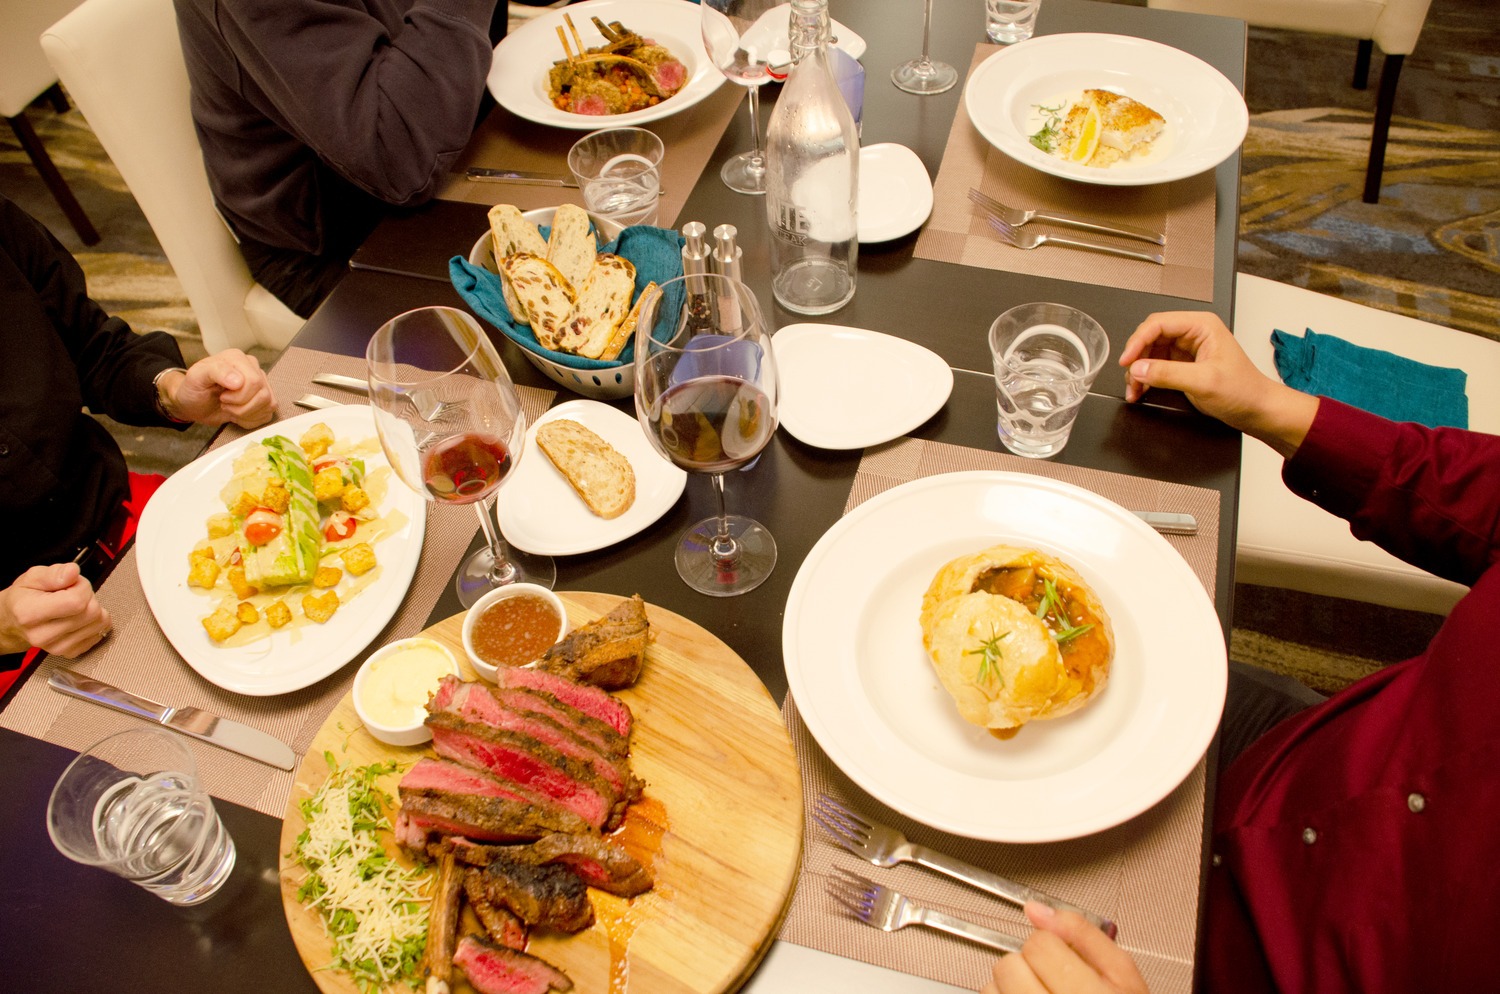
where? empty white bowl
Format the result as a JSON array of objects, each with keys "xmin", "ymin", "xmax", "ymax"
[
  {"xmin": 461, "ymin": 583, "xmax": 570, "ymax": 683},
  {"xmin": 353, "ymin": 637, "xmax": 459, "ymax": 746}
]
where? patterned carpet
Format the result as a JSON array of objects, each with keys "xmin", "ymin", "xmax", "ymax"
[{"xmin": 2, "ymin": 0, "xmax": 1494, "ymax": 690}]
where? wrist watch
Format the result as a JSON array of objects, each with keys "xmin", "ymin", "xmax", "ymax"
[{"xmin": 152, "ymin": 366, "xmax": 191, "ymax": 423}]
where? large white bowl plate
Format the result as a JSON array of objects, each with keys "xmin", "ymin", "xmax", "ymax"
[
  {"xmin": 489, "ymin": 0, "xmax": 726, "ymax": 130},
  {"xmin": 783, "ymin": 471, "xmax": 1227, "ymax": 842},
  {"xmin": 135, "ymin": 406, "xmax": 427, "ymax": 696},
  {"xmin": 964, "ymin": 33, "xmax": 1249, "ymax": 187}
]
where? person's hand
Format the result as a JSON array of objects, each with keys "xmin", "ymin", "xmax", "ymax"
[
  {"xmin": 1118, "ymin": 311, "xmax": 1318, "ymax": 458},
  {"xmin": 980, "ymin": 903, "xmax": 1149, "ymax": 994},
  {"xmin": 0, "ymin": 563, "xmax": 112, "ymax": 657},
  {"xmin": 162, "ymin": 350, "xmax": 276, "ymax": 429}
]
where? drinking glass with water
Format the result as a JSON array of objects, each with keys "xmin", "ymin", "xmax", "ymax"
[
  {"xmin": 567, "ymin": 127, "xmax": 665, "ymax": 227},
  {"xmin": 47, "ymin": 727, "xmax": 236, "ymax": 905},
  {"xmin": 986, "ymin": 0, "xmax": 1041, "ymax": 44},
  {"xmin": 989, "ymin": 302, "xmax": 1109, "ymax": 458}
]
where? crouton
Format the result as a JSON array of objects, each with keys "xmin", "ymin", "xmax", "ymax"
[
  {"xmin": 340, "ymin": 486, "xmax": 370, "ymax": 514},
  {"xmin": 188, "ymin": 556, "xmax": 221, "ymax": 589},
  {"xmin": 227, "ymin": 566, "xmax": 258, "ymax": 600},
  {"xmin": 236, "ymin": 601, "xmax": 260, "ymax": 625},
  {"xmin": 229, "ymin": 491, "xmax": 259, "ymax": 518},
  {"xmin": 206, "ymin": 513, "xmax": 236, "ymax": 539},
  {"xmin": 302, "ymin": 590, "xmax": 340, "ymax": 624},
  {"xmin": 313, "ymin": 565, "xmax": 343, "ymax": 588},
  {"xmin": 202, "ymin": 606, "xmax": 242, "ymax": 642},
  {"xmin": 300, "ymin": 423, "xmax": 334, "ymax": 460},
  {"xmin": 261, "ymin": 483, "xmax": 291, "ymax": 514},
  {"xmin": 313, "ymin": 466, "xmax": 346, "ymax": 503},
  {"xmin": 265, "ymin": 600, "xmax": 293, "ymax": 629},
  {"xmin": 190, "ymin": 542, "xmax": 217, "ymax": 561},
  {"xmin": 342, "ymin": 542, "xmax": 377, "ymax": 576}
]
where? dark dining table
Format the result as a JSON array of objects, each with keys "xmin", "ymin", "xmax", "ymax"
[{"xmin": 0, "ymin": 1, "xmax": 1246, "ymax": 991}]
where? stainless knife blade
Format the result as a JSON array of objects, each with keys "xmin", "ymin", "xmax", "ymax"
[
  {"xmin": 1133, "ymin": 510, "xmax": 1199, "ymax": 535},
  {"xmin": 311, "ymin": 373, "xmax": 369, "ymax": 396},
  {"xmin": 48, "ymin": 668, "xmax": 296, "ymax": 770},
  {"xmin": 465, "ymin": 167, "xmax": 578, "ymax": 187},
  {"xmin": 295, "ymin": 393, "xmax": 341, "ymax": 411}
]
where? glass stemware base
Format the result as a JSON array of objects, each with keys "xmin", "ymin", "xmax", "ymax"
[
  {"xmin": 721, "ymin": 150, "xmax": 768, "ymax": 195},
  {"xmin": 675, "ymin": 514, "xmax": 776, "ymax": 596},
  {"xmin": 454, "ymin": 543, "xmax": 557, "ymax": 607},
  {"xmin": 891, "ymin": 58, "xmax": 957, "ymax": 94}
]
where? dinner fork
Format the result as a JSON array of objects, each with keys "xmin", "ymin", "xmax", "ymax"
[
  {"xmin": 968, "ymin": 187, "xmax": 1165, "ymax": 245},
  {"xmin": 311, "ymin": 372, "xmax": 456, "ymax": 421},
  {"xmin": 814, "ymin": 794, "xmax": 1118, "ymax": 938},
  {"xmin": 828, "ymin": 868, "xmax": 1024, "ymax": 953},
  {"xmin": 983, "ymin": 214, "xmax": 1165, "ymax": 266}
]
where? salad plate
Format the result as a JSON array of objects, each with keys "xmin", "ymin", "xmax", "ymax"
[
  {"xmin": 857, "ymin": 144, "xmax": 933, "ymax": 243},
  {"xmin": 135, "ymin": 406, "xmax": 426, "ymax": 696}
]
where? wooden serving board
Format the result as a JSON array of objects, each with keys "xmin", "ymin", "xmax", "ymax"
[{"xmin": 279, "ymin": 592, "xmax": 804, "ymax": 994}]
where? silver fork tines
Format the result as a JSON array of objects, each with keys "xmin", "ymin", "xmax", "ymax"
[
  {"xmin": 813, "ymin": 794, "xmax": 1119, "ymax": 939},
  {"xmin": 827, "ymin": 868, "xmax": 1024, "ymax": 953},
  {"xmin": 967, "ymin": 187, "xmax": 1166, "ymax": 245},
  {"xmin": 984, "ymin": 215, "xmax": 1165, "ymax": 265}
]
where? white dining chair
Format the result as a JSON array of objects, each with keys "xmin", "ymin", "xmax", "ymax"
[
  {"xmin": 0, "ymin": 0, "xmax": 98, "ymax": 245},
  {"xmin": 1146, "ymin": 0, "xmax": 1435, "ymax": 204},
  {"xmin": 41, "ymin": 0, "xmax": 303, "ymax": 355}
]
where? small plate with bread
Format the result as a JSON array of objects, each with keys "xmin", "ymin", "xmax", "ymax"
[{"xmin": 497, "ymin": 399, "xmax": 686, "ymax": 555}]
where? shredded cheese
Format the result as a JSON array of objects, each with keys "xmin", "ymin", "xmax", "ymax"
[{"xmin": 290, "ymin": 755, "xmax": 430, "ymax": 993}]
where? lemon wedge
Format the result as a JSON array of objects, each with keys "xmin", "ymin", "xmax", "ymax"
[{"xmin": 1068, "ymin": 105, "xmax": 1101, "ymax": 165}]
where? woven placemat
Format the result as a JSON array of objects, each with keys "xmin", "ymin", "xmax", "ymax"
[
  {"xmin": 775, "ymin": 438, "xmax": 1220, "ymax": 993},
  {"xmin": 0, "ymin": 348, "xmax": 554, "ymax": 817},
  {"xmin": 915, "ymin": 45, "xmax": 1217, "ymax": 302}
]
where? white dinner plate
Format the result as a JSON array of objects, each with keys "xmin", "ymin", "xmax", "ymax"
[
  {"xmin": 496, "ymin": 399, "xmax": 686, "ymax": 555},
  {"xmin": 963, "ymin": 33, "xmax": 1248, "ymax": 186},
  {"xmin": 858, "ymin": 143, "xmax": 933, "ymax": 243},
  {"xmin": 135, "ymin": 406, "xmax": 427, "ymax": 697},
  {"xmin": 772, "ymin": 324, "xmax": 952, "ymax": 450},
  {"xmin": 488, "ymin": 0, "xmax": 726, "ymax": 130},
  {"xmin": 783, "ymin": 471, "xmax": 1226, "ymax": 842}
]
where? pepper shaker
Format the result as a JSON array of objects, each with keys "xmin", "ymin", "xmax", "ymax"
[{"xmin": 711, "ymin": 224, "xmax": 744, "ymax": 283}]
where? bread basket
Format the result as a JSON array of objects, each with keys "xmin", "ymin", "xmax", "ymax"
[{"xmin": 468, "ymin": 207, "xmax": 635, "ymax": 401}]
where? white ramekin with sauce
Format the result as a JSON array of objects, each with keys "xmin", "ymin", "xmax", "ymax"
[
  {"xmin": 353, "ymin": 637, "xmax": 460, "ymax": 746},
  {"xmin": 461, "ymin": 583, "xmax": 569, "ymax": 682}
]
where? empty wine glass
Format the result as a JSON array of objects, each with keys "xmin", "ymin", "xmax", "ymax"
[
  {"xmin": 702, "ymin": 0, "xmax": 786, "ymax": 194},
  {"xmin": 634, "ymin": 274, "xmax": 779, "ymax": 596},
  {"xmin": 891, "ymin": 0, "xmax": 956, "ymax": 94},
  {"xmin": 367, "ymin": 306, "xmax": 555, "ymax": 605}
]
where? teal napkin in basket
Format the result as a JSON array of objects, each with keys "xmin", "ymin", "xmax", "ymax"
[
  {"xmin": 1271, "ymin": 327, "xmax": 1469, "ymax": 429},
  {"xmin": 450, "ymin": 224, "xmax": 686, "ymax": 370}
]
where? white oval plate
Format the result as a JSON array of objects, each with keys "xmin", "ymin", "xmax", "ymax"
[
  {"xmin": 135, "ymin": 406, "xmax": 427, "ymax": 696},
  {"xmin": 964, "ymin": 33, "xmax": 1248, "ymax": 186},
  {"xmin": 858, "ymin": 143, "xmax": 933, "ymax": 243},
  {"xmin": 489, "ymin": 0, "xmax": 726, "ymax": 130},
  {"xmin": 496, "ymin": 399, "xmax": 686, "ymax": 555},
  {"xmin": 783, "ymin": 471, "xmax": 1226, "ymax": 842},
  {"xmin": 772, "ymin": 324, "xmax": 952, "ymax": 450}
]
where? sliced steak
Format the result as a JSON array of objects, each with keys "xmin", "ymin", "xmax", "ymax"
[
  {"xmin": 397, "ymin": 760, "xmax": 593, "ymax": 845},
  {"xmin": 465, "ymin": 858, "xmax": 595, "ymax": 933},
  {"xmin": 493, "ymin": 666, "xmax": 634, "ymax": 739},
  {"xmin": 454, "ymin": 833, "xmax": 654, "ymax": 898},
  {"xmin": 453, "ymin": 935, "xmax": 573, "ymax": 994},
  {"xmin": 464, "ymin": 871, "xmax": 529, "ymax": 950},
  {"xmin": 536, "ymin": 594, "xmax": 651, "ymax": 689},
  {"xmin": 427, "ymin": 713, "xmax": 625, "ymax": 830}
]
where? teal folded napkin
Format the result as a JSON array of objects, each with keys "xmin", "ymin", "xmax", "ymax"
[
  {"xmin": 1271, "ymin": 327, "xmax": 1469, "ymax": 429},
  {"xmin": 450, "ymin": 224, "xmax": 686, "ymax": 370}
]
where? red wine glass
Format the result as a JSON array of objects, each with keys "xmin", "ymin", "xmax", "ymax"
[
  {"xmin": 634, "ymin": 274, "xmax": 779, "ymax": 596},
  {"xmin": 366, "ymin": 306, "xmax": 555, "ymax": 605}
]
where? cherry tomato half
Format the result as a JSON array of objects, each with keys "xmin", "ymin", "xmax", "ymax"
[
  {"xmin": 323, "ymin": 511, "xmax": 357, "ymax": 543},
  {"xmin": 243, "ymin": 507, "xmax": 284, "ymax": 547}
]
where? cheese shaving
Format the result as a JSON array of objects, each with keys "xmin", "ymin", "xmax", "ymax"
[{"xmin": 290, "ymin": 754, "xmax": 430, "ymax": 993}]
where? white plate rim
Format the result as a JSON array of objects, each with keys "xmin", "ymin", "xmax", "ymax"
[
  {"xmin": 495, "ymin": 399, "xmax": 687, "ymax": 555},
  {"xmin": 134, "ymin": 406, "xmax": 427, "ymax": 697},
  {"xmin": 488, "ymin": 0, "xmax": 727, "ymax": 130},
  {"xmin": 963, "ymin": 33, "xmax": 1249, "ymax": 187},
  {"xmin": 783, "ymin": 470, "xmax": 1226, "ymax": 842},
  {"xmin": 858, "ymin": 143, "xmax": 934, "ymax": 243},
  {"xmin": 772, "ymin": 324, "xmax": 952, "ymax": 450}
]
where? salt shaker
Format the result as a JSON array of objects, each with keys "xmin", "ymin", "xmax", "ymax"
[{"xmin": 711, "ymin": 223, "xmax": 743, "ymax": 282}]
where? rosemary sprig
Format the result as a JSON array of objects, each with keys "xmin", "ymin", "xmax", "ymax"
[
  {"xmin": 1029, "ymin": 101, "xmax": 1065, "ymax": 153},
  {"xmin": 966, "ymin": 626, "xmax": 1009, "ymax": 686},
  {"xmin": 1054, "ymin": 623, "xmax": 1095, "ymax": 645}
]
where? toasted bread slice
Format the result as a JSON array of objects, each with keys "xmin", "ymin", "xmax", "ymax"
[
  {"xmin": 596, "ymin": 280, "xmax": 654, "ymax": 362},
  {"xmin": 503, "ymin": 252, "xmax": 576, "ymax": 350},
  {"xmin": 546, "ymin": 204, "xmax": 597, "ymax": 290},
  {"xmin": 488, "ymin": 204, "xmax": 549, "ymax": 324},
  {"xmin": 562, "ymin": 254, "xmax": 637, "ymax": 359},
  {"xmin": 536, "ymin": 419, "xmax": 636, "ymax": 520}
]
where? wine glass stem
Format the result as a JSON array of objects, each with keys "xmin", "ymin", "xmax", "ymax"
[
  {"xmin": 746, "ymin": 85, "xmax": 764, "ymax": 167},
  {"xmin": 920, "ymin": 0, "xmax": 935, "ymax": 64},
  {"xmin": 473, "ymin": 497, "xmax": 517, "ymax": 584},
  {"xmin": 708, "ymin": 472, "xmax": 740, "ymax": 566}
]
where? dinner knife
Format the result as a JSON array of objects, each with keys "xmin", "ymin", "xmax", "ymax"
[
  {"xmin": 312, "ymin": 373, "xmax": 370, "ymax": 396},
  {"xmin": 1133, "ymin": 510, "xmax": 1198, "ymax": 535},
  {"xmin": 465, "ymin": 167, "xmax": 578, "ymax": 187},
  {"xmin": 295, "ymin": 394, "xmax": 341, "ymax": 411},
  {"xmin": 48, "ymin": 668, "xmax": 297, "ymax": 771}
]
